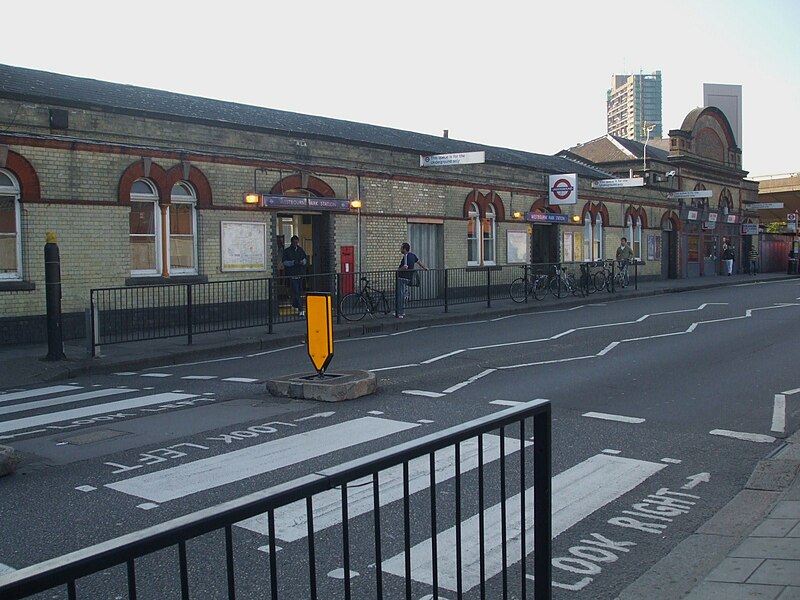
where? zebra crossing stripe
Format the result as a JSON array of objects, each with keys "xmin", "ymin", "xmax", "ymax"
[
  {"xmin": 0, "ymin": 388, "xmax": 135, "ymax": 417},
  {"xmin": 0, "ymin": 385, "xmax": 81, "ymax": 404},
  {"xmin": 106, "ymin": 417, "xmax": 420, "ymax": 503},
  {"xmin": 237, "ymin": 434, "xmax": 530, "ymax": 542},
  {"xmin": 0, "ymin": 392, "xmax": 197, "ymax": 434},
  {"xmin": 382, "ymin": 454, "xmax": 666, "ymax": 593}
]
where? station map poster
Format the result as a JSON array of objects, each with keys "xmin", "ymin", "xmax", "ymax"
[{"xmin": 221, "ymin": 221, "xmax": 267, "ymax": 271}]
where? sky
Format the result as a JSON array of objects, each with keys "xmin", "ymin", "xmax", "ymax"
[{"xmin": 3, "ymin": 1, "xmax": 799, "ymax": 177}]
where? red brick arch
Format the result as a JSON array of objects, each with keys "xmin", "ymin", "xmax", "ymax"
[
  {"xmin": 624, "ymin": 205, "xmax": 649, "ymax": 229},
  {"xmin": 270, "ymin": 173, "xmax": 336, "ymax": 198},
  {"xmin": 118, "ymin": 160, "xmax": 168, "ymax": 205},
  {"xmin": 3, "ymin": 150, "xmax": 40, "ymax": 201},
  {"xmin": 463, "ymin": 190, "xmax": 507, "ymax": 221},
  {"xmin": 165, "ymin": 164, "xmax": 213, "ymax": 208}
]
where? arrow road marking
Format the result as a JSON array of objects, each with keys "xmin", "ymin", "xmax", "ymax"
[
  {"xmin": 294, "ymin": 412, "xmax": 336, "ymax": 421},
  {"xmin": 681, "ymin": 473, "xmax": 711, "ymax": 489}
]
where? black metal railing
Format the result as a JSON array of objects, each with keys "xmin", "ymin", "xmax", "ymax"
[
  {"xmin": 0, "ymin": 400, "xmax": 552, "ymax": 600},
  {"xmin": 89, "ymin": 262, "xmax": 639, "ymax": 355}
]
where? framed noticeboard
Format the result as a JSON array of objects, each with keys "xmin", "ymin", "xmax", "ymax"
[
  {"xmin": 507, "ymin": 230, "xmax": 529, "ymax": 263},
  {"xmin": 221, "ymin": 221, "xmax": 267, "ymax": 272}
]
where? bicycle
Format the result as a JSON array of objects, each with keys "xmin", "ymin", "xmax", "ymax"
[
  {"xmin": 510, "ymin": 270, "xmax": 550, "ymax": 302},
  {"xmin": 549, "ymin": 264, "xmax": 585, "ymax": 299},
  {"xmin": 592, "ymin": 260, "xmax": 614, "ymax": 292},
  {"xmin": 613, "ymin": 259, "xmax": 631, "ymax": 289},
  {"xmin": 339, "ymin": 277, "xmax": 391, "ymax": 321}
]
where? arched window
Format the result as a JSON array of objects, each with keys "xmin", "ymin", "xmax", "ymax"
[
  {"xmin": 169, "ymin": 181, "xmax": 197, "ymax": 274},
  {"xmin": 483, "ymin": 203, "xmax": 497, "ymax": 265},
  {"xmin": 129, "ymin": 178, "xmax": 161, "ymax": 275},
  {"xmin": 593, "ymin": 213, "xmax": 604, "ymax": 260},
  {"xmin": 634, "ymin": 216, "xmax": 643, "ymax": 258},
  {"xmin": 583, "ymin": 218, "xmax": 592, "ymax": 260},
  {"xmin": 0, "ymin": 169, "xmax": 21, "ymax": 280},
  {"xmin": 467, "ymin": 202, "xmax": 480, "ymax": 266}
]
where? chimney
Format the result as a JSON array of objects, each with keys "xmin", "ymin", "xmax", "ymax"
[{"xmin": 443, "ymin": 129, "xmax": 449, "ymax": 138}]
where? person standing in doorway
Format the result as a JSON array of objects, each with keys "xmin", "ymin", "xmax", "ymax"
[
  {"xmin": 722, "ymin": 241, "xmax": 735, "ymax": 276},
  {"xmin": 396, "ymin": 242, "xmax": 428, "ymax": 318},
  {"xmin": 282, "ymin": 235, "xmax": 308, "ymax": 316},
  {"xmin": 748, "ymin": 244, "xmax": 759, "ymax": 275}
]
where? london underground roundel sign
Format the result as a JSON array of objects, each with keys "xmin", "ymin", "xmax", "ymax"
[{"xmin": 548, "ymin": 173, "xmax": 578, "ymax": 205}]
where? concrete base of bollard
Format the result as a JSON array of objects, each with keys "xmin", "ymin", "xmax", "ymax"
[
  {"xmin": 0, "ymin": 445, "xmax": 19, "ymax": 477},
  {"xmin": 266, "ymin": 369, "xmax": 377, "ymax": 402}
]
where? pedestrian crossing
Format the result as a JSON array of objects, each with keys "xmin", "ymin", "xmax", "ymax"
[
  {"xmin": 0, "ymin": 384, "xmax": 205, "ymax": 440},
  {"xmin": 115, "ymin": 372, "xmax": 260, "ymax": 384}
]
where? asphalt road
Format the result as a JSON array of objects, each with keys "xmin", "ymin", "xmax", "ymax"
[{"xmin": 1, "ymin": 278, "xmax": 798, "ymax": 599}]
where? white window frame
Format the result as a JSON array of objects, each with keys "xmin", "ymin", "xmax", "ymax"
[
  {"xmin": 483, "ymin": 203, "xmax": 497, "ymax": 266},
  {"xmin": 634, "ymin": 216, "xmax": 642, "ymax": 259},
  {"xmin": 583, "ymin": 218, "xmax": 592, "ymax": 261},
  {"xmin": 167, "ymin": 181, "xmax": 198, "ymax": 275},
  {"xmin": 0, "ymin": 169, "xmax": 22, "ymax": 281},
  {"xmin": 467, "ymin": 202, "xmax": 480, "ymax": 266},
  {"xmin": 593, "ymin": 214, "xmax": 604, "ymax": 260},
  {"xmin": 129, "ymin": 178, "xmax": 162, "ymax": 276}
]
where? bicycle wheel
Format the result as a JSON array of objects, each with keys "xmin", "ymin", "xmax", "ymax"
[
  {"xmin": 340, "ymin": 293, "xmax": 368, "ymax": 321},
  {"xmin": 510, "ymin": 278, "xmax": 528, "ymax": 303},
  {"xmin": 377, "ymin": 292, "xmax": 391, "ymax": 315},
  {"xmin": 550, "ymin": 275, "xmax": 567, "ymax": 299},
  {"xmin": 593, "ymin": 271, "xmax": 608, "ymax": 292},
  {"xmin": 532, "ymin": 276, "xmax": 550, "ymax": 300},
  {"xmin": 621, "ymin": 270, "xmax": 630, "ymax": 288},
  {"xmin": 567, "ymin": 273, "xmax": 585, "ymax": 297}
]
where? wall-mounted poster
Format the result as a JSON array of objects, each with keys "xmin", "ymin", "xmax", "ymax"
[
  {"xmin": 507, "ymin": 230, "xmax": 529, "ymax": 263},
  {"xmin": 221, "ymin": 221, "xmax": 267, "ymax": 271}
]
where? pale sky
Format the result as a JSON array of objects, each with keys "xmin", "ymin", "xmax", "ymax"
[{"xmin": 4, "ymin": 1, "xmax": 799, "ymax": 177}]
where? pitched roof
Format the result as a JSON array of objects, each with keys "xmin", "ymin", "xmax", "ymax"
[
  {"xmin": 565, "ymin": 134, "xmax": 669, "ymax": 164},
  {"xmin": 0, "ymin": 63, "xmax": 610, "ymax": 178}
]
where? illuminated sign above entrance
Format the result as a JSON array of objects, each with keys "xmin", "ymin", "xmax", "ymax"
[
  {"xmin": 525, "ymin": 212, "xmax": 568, "ymax": 224},
  {"xmin": 261, "ymin": 195, "xmax": 351, "ymax": 211}
]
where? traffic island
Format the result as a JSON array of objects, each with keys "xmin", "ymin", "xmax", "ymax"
[
  {"xmin": 0, "ymin": 445, "xmax": 19, "ymax": 477},
  {"xmin": 266, "ymin": 369, "xmax": 377, "ymax": 402}
]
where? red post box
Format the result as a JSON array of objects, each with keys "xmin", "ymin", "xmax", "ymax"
[{"xmin": 340, "ymin": 245, "xmax": 355, "ymax": 294}]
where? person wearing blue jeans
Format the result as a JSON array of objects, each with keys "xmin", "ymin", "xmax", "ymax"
[
  {"xmin": 395, "ymin": 242, "xmax": 428, "ymax": 318},
  {"xmin": 282, "ymin": 235, "xmax": 308, "ymax": 316}
]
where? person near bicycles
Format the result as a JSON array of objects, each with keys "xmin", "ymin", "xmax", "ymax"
[
  {"xmin": 615, "ymin": 237, "xmax": 634, "ymax": 286},
  {"xmin": 396, "ymin": 242, "xmax": 428, "ymax": 318}
]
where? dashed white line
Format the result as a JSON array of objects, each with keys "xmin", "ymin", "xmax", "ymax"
[
  {"xmin": 369, "ymin": 364, "xmax": 419, "ymax": 372},
  {"xmin": 181, "ymin": 375, "xmax": 217, "ymax": 380},
  {"xmin": 248, "ymin": 344, "xmax": 303, "ymax": 357},
  {"xmin": 490, "ymin": 400, "xmax": 525, "ymax": 407},
  {"xmin": 402, "ymin": 390, "xmax": 446, "ymax": 398},
  {"xmin": 661, "ymin": 458, "xmax": 682, "ymax": 464},
  {"xmin": 222, "ymin": 377, "xmax": 259, "ymax": 383},
  {"xmin": 442, "ymin": 369, "xmax": 496, "ymax": 394},
  {"xmin": 782, "ymin": 387, "xmax": 800, "ymax": 395},
  {"xmin": 140, "ymin": 373, "xmax": 172, "ymax": 378},
  {"xmin": 709, "ymin": 429, "xmax": 776, "ymax": 443},
  {"xmin": 583, "ymin": 412, "xmax": 645, "ymax": 424},
  {"xmin": 75, "ymin": 485, "xmax": 97, "ymax": 492},
  {"xmin": 602, "ymin": 449, "xmax": 622, "ymax": 455},
  {"xmin": 421, "ymin": 350, "xmax": 465, "ymax": 364}
]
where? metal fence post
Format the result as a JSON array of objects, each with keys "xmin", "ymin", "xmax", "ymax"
[
  {"xmin": 533, "ymin": 407, "xmax": 553, "ymax": 599},
  {"xmin": 634, "ymin": 260, "xmax": 639, "ymax": 290},
  {"xmin": 444, "ymin": 269, "xmax": 449, "ymax": 313},
  {"xmin": 487, "ymin": 268, "xmax": 492, "ymax": 308},
  {"xmin": 186, "ymin": 284, "xmax": 193, "ymax": 346},
  {"xmin": 267, "ymin": 277, "xmax": 274, "ymax": 334}
]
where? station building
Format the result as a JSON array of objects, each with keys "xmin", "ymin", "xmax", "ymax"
[{"xmin": 0, "ymin": 64, "xmax": 758, "ymax": 344}]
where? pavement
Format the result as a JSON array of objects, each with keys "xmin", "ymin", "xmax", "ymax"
[{"xmin": 1, "ymin": 270, "xmax": 799, "ymax": 599}]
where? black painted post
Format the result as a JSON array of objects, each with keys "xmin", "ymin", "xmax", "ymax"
[{"xmin": 44, "ymin": 232, "xmax": 66, "ymax": 361}]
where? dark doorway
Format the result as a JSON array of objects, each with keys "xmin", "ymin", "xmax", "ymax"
[{"xmin": 531, "ymin": 225, "xmax": 557, "ymax": 264}]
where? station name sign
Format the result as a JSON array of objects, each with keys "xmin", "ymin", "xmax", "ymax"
[
  {"xmin": 420, "ymin": 151, "xmax": 485, "ymax": 167},
  {"xmin": 525, "ymin": 212, "xmax": 569, "ymax": 224},
  {"xmin": 591, "ymin": 178, "xmax": 644, "ymax": 189},
  {"xmin": 261, "ymin": 195, "xmax": 351, "ymax": 211}
]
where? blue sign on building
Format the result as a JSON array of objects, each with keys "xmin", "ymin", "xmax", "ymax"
[{"xmin": 525, "ymin": 212, "xmax": 568, "ymax": 224}]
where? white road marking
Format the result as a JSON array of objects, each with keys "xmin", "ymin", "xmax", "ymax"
[
  {"xmin": 0, "ymin": 385, "xmax": 81, "ymax": 404},
  {"xmin": 772, "ymin": 394, "xmax": 786, "ymax": 433},
  {"xmin": 417, "ymin": 419, "xmax": 435, "ymax": 424},
  {"xmin": 710, "ymin": 429, "xmax": 776, "ymax": 443},
  {"xmin": 106, "ymin": 417, "xmax": 419, "ymax": 503},
  {"xmin": 597, "ymin": 342, "xmax": 620, "ymax": 356},
  {"xmin": 0, "ymin": 388, "xmax": 135, "ymax": 416},
  {"xmin": 247, "ymin": 344, "xmax": 303, "ymax": 357},
  {"xmin": 237, "ymin": 435, "xmax": 528, "ymax": 542},
  {"xmin": 583, "ymin": 412, "xmax": 645, "ymax": 424},
  {"xmin": 114, "ymin": 372, "xmax": 138, "ymax": 376},
  {"xmin": 293, "ymin": 412, "xmax": 335, "ymax": 422},
  {"xmin": 0, "ymin": 562, "xmax": 15, "ymax": 575},
  {"xmin": 328, "ymin": 568, "xmax": 359, "ymax": 580},
  {"xmin": 602, "ymin": 449, "xmax": 622, "ymax": 455},
  {"xmin": 75, "ymin": 485, "xmax": 97, "ymax": 492},
  {"xmin": 442, "ymin": 369, "xmax": 496, "ymax": 394},
  {"xmin": 403, "ymin": 390, "xmax": 446, "ymax": 398},
  {"xmin": 137, "ymin": 503, "xmax": 159, "ymax": 510},
  {"xmin": 257, "ymin": 544, "xmax": 283, "ymax": 554},
  {"xmin": 782, "ymin": 387, "xmax": 800, "ymax": 395},
  {"xmin": 490, "ymin": 400, "xmax": 525, "ymax": 407},
  {"xmin": 422, "ymin": 350, "xmax": 465, "ymax": 364},
  {"xmin": 382, "ymin": 454, "xmax": 665, "ymax": 592},
  {"xmin": 181, "ymin": 375, "xmax": 217, "ymax": 380},
  {"xmin": 368, "ymin": 411, "xmax": 384, "ymax": 415},
  {"xmin": 222, "ymin": 377, "xmax": 259, "ymax": 383},
  {"xmin": 369, "ymin": 364, "xmax": 420, "ymax": 372},
  {"xmin": 499, "ymin": 355, "xmax": 594, "ymax": 370},
  {"xmin": 0, "ymin": 392, "xmax": 198, "ymax": 434},
  {"xmin": 661, "ymin": 458, "xmax": 682, "ymax": 464},
  {"xmin": 140, "ymin": 373, "xmax": 172, "ymax": 378}
]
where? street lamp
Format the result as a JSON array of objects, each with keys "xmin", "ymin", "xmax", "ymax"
[{"xmin": 350, "ymin": 199, "xmax": 362, "ymax": 273}]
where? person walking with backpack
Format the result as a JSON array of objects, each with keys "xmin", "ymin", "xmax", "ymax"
[{"xmin": 722, "ymin": 241, "xmax": 735, "ymax": 276}]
